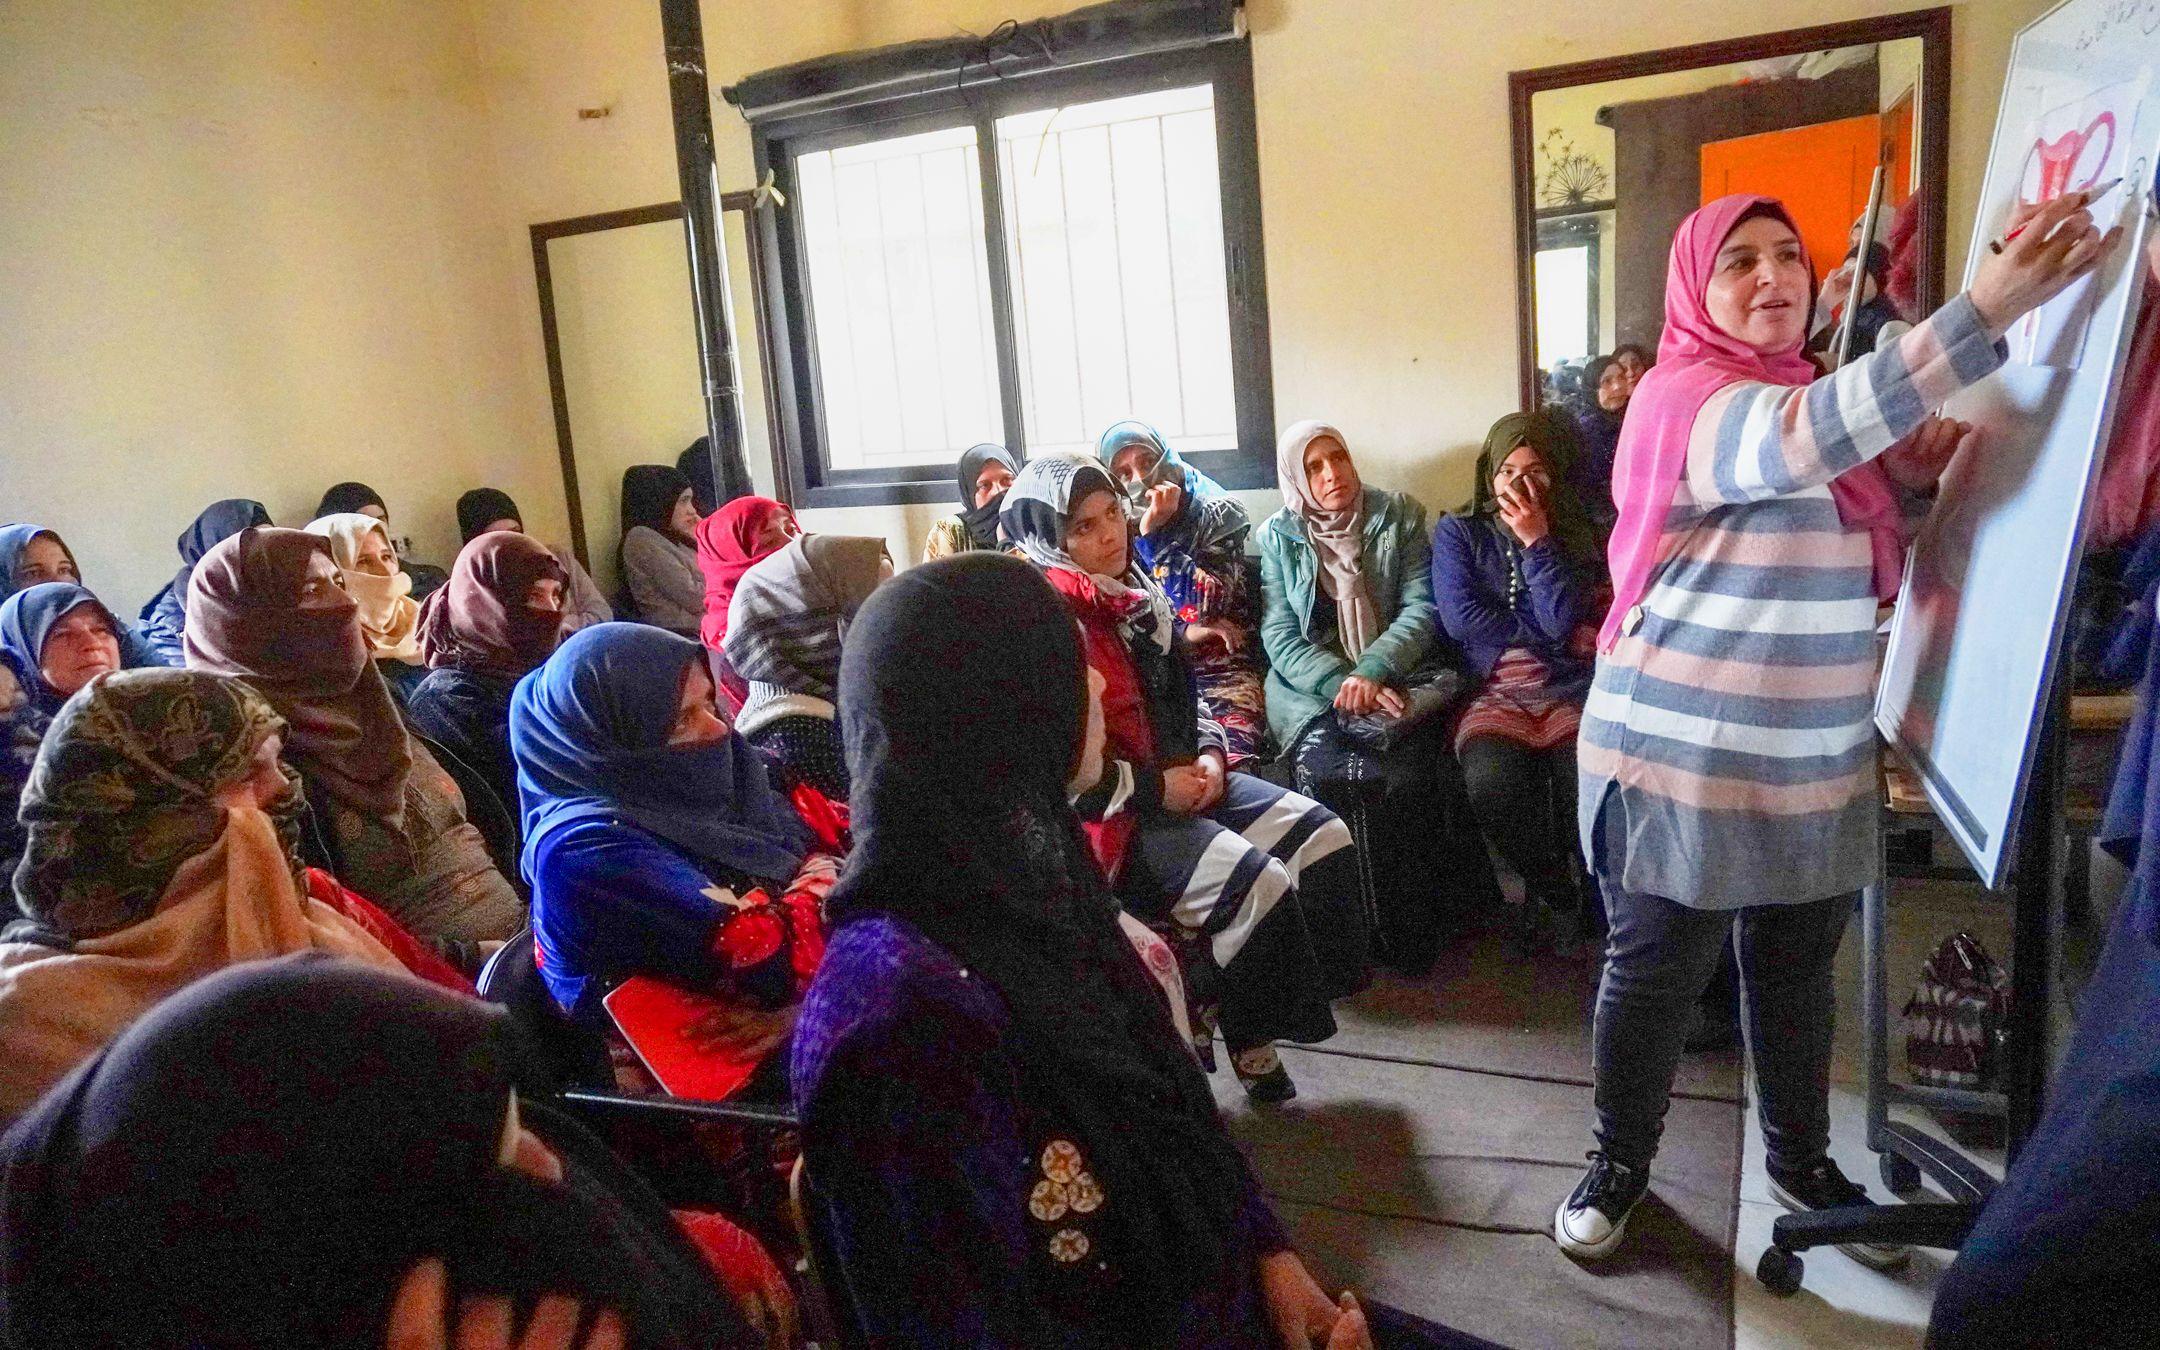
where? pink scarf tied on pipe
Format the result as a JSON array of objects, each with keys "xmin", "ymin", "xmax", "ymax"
[{"xmin": 1598, "ymin": 194, "xmax": 1905, "ymax": 652}]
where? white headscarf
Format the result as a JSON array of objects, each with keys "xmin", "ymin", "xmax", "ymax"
[
  {"xmin": 1275, "ymin": 420, "xmax": 1377, "ymax": 659},
  {"xmin": 304, "ymin": 513, "xmax": 421, "ymax": 664}
]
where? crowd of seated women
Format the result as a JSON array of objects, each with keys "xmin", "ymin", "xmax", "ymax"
[{"xmin": 0, "ymin": 409, "xmax": 1611, "ymax": 1345}]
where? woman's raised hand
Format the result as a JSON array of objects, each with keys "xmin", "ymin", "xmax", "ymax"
[
  {"xmin": 1496, "ymin": 479, "xmax": 1551, "ymax": 548},
  {"xmin": 1968, "ymin": 190, "xmax": 2122, "ymax": 334}
]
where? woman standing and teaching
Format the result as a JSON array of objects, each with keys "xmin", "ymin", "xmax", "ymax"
[{"xmin": 1555, "ymin": 191, "xmax": 2116, "ymax": 1262}]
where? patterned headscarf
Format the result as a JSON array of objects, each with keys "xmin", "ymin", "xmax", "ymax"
[
  {"xmin": 13, "ymin": 670, "xmax": 299, "ymax": 939},
  {"xmin": 999, "ymin": 454, "xmax": 1175, "ymax": 654},
  {"xmin": 1095, "ymin": 421, "xmax": 1247, "ymax": 558},
  {"xmin": 723, "ymin": 535, "xmax": 891, "ymax": 701}
]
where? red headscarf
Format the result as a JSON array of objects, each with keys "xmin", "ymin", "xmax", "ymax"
[
  {"xmin": 416, "ymin": 531, "xmax": 568, "ymax": 677},
  {"xmin": 696, "ymin": 496, "xmax": 793, "ymax": 651},
  {"xmin": 1599, "ymin": 194, "xmax": 1904, "ymax": 652}
]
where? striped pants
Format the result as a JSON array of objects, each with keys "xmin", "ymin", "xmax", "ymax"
[{"xmin": 1119, "ymin": 772, "xmax": 1364, "ymax": 1055}]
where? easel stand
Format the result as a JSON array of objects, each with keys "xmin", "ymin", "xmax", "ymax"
[{"xmin": 1754, "ymin": 677, "xmax": 2064, "ymax": 1294}]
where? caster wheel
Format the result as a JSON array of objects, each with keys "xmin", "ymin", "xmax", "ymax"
[
  {"xmin": 1880, "ymin": 1152, "xmax": 1922, "ymax": 1195},
  {"xmin": 1756, "ymin": 1246, "xmax": 1805, "ymax": 1297}
]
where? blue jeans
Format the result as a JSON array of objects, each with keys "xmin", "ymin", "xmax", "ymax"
[{"xmin": 1587, "ymin": 792, "xmax": 1855, "ymax": 1173}]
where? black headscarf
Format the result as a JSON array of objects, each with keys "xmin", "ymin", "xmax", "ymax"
[
  {"xmin": 955, "ymin": 443, "xmax": 1019, "ymax": 550},
  {"xmin": 0, "ymin": 956, "xmax": 752, "ymax": 1349},
  {"xmin": 678, "ymin": 436, "xmax": 752, "ymax": 516},
  {"xmin": 315, "ymin": 482, "xmax": 387, "ymax": 520},
  {"xmin": 827, "ymin": 553, "xmax": 1248, "ymax": 1336},
  {"xmin": 620, "ymin": 466, "xmax": 695, "ymax": 545},
  {"xmin": 457, "ymin": 488, "xmax": 523, "ymax": 545}
]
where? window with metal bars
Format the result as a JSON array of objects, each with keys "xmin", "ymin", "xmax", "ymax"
[{"xmin": 746, "ymin": 39, "xmax": 1273, "ymax": 508}]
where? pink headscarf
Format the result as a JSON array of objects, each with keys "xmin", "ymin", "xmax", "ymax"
[{"xmin": 1598, "ymin": 194, "xmax": 1904, "ymax": 652}]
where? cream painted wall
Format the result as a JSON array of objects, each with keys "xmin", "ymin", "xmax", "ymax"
[
  {"xmin": 461, "ymin": 0, "xmax": 939, "ymax": 567},
  {"xmin": 845, "ymin": 0, "xmax": 2054, "ymax": 514},
  {"xmin": 1, "ymin": 0, "xmax": 2056, "ymax": 608},
  {"xmin": 0, "ymin": 0, "xmax": 555, "ymax": 613}
]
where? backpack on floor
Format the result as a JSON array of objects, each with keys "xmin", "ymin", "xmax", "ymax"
[{"xmin": 1901, "ymin": 931, "xmax": 2009, "ymax": 1090}]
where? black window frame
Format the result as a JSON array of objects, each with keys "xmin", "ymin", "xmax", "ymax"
[{"xmin": 747, "ymin": 37, "xmax": 1274, "ymax": 509}]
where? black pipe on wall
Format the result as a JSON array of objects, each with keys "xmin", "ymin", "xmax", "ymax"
[{"xmin": 659, "ymin": 0, "xmax": 754, "ymax": 506}]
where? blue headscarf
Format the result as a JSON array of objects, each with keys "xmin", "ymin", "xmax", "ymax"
[
  {"xmin": 510, "ymin": 622, "xmax": 811, "ymax": 884},
  {"xmin": 1094, "ymin": 421, "xmax": 1247, "ymax": 558},
  {"xmin": 0, "ymin": 583, "xmax": 124, "ymax": 714},
  {"xmin": 138, "ymin": 499, "xmax": 273, "ymax": 624},
  {"xmin": 0, "ymin": 526, "xmax": 77, "ymax": 607}
]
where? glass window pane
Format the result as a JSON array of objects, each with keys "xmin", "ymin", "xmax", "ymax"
[
  {"xmin": 1534, "ymin": 245, "xmax": 1593, "ymax": 370},
  {"xmin": 795, "ymin": 125, "xmax": 1005, "ymax": 472},
  {"xmin": 997, "ymin": 85, "xmax": 1237, "ymax": 460}
]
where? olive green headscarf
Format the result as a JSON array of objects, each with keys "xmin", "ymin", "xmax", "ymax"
[
  {"xmin": 13, "ymin": 670, "xmax": 303, "ymax": 939},
  {"xmin": 1470, "ymin": 410, "xmax": 1598, "ymax": 564}
]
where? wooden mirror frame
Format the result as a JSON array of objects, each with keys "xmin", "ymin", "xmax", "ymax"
[
  {"xmin": 530, "ymin": 196, "xmax": 788, "ymax": 569},
  {"xmin": 1507, "ymin": 7, "xmax": 1953, "ymax": 408}
]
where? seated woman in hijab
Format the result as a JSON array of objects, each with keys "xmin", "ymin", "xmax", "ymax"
[
  {"xmin": 723, "ymin": 535, "xmax": 892, "ymax": 801},
  {"xmin": 1260, "ymin": 423, "xmax": 1501, "ymax": 976},
  {"xmin": 407, "ymin": 532, "xmax": 569, "ymax": 831},
  {"xmin": 0, "ymin": 957, "xmax": 790, "ymax": 1348},
  {"xmin": 619, "ymin": 465, "xmax": 706, "ymax": 636},
  {"xmin": 1099, "ymin": 420, "xmax": 1269, "ymax": 768},
  {"xmin": 306, "ymin": 511, "xmax": 428, "ymax": 702},
  {"xmin": 1003, "ymin": 457, "xmax": 1358, "ymax": 1101},
  {"xmin": 794, "ymin": 553, "xmax": 1489, "ymax": 1350},
  {"xmin": 456, "ymin": 487, "xmax": 613, "ymax": 632},
  {"xmin": 135, "ymin": 499, "xmax": 274, "ymax": 666},
  {"xmin": 696, "ymin": 496, "xmax": 799, "ymax": 716},
  {"xmin": 315, "ymin": 480, "xmax": 450, "ymax": 601},
  {"xmin": 184, "ymin": 527, "xmax": 525, "ymax": 956},
  {"xmin": 1433, "ymin": 412, "xmax": 1600, "ymax": 954},
  {"xmin": 1568, "ymin": 357, "xmax": 1628, "ymax": 551},
  {"xmin": 512, "ymin": 623, "xmax": 842, "ymax": 1100},
  {"xmin": 0, "ymin": 670, "xmax": 471, "ymax": 1123},
  {"xmin": 0, "ymin": 583, "xmax": 156, "ymax": 876},
  {"xmin": 0, "ymin": 524, "xmax": 166, "ymax": 669},
  {"xmin": 923, "ymin": 443, "xmax": 1019, "ymax": 561}
]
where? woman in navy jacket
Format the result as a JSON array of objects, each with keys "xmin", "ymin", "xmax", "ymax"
[{"xmin": 1431, "ymin": 411, "xmax": 1598, "ymax": 948}]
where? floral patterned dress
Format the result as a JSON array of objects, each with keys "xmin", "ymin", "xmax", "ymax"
[{"xmin": 1135, "ymin": 491, "xmax": 1269, "ymax": 766}]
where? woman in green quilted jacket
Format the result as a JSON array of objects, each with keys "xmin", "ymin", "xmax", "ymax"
[{"xmin": 1259, "ymin": 421, "xmax": 1499, "ymax": 974}]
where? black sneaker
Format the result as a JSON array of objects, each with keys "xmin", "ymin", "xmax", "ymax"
[
  {"xmin": 1554, "ymin": 1151, "xmax": 1650, "ymax": 1259},
  {"xmin": 1765, "ymin": 1158, "xmax": 1912, "ymax": 1270}
]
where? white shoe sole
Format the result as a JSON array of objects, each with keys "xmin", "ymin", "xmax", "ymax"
[
  {"xmin": 1553, "ymin": 1196, "xmax": 1632, "ymax": 1260},
  {"xmin": 1766, "ymin": 1179, "xmax": 1913, "ymax": 1271}
]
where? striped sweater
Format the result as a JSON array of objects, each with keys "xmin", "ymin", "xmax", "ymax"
[{"xmin": 1577, "ymin": 293, "xmax": 2005, "ymax": 908}]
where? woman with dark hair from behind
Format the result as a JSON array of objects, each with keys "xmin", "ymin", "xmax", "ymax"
[
  {"xmin": 136, "ymin": 500, "xmax": 276, "ymax": 666},
  {"xmin": 455, "ymin": 488, "xmax": 613, "ymax": 632},
  {"xmin": 793, "ymin": 552, "xmax": 1490, "ymax": 1349},
  {"xmin": 0, "ymin": 956, "xmax": 780, "ymax": 1348},
  {"xmin": 407, "ymin": 531, "xmax": 570, "ymax": 830},
  {"xmin": 618, "ymin": 465, "xmax": 706, "ymax": 636},
  {"xmin": 1433, "ymin": 412, "xmax": 1599, "ymax": 953}
]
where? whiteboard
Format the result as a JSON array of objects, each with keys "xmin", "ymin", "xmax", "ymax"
[{"xmin": 1875, "ymin": 0, "xmax": 2160, "ymax": 887}]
